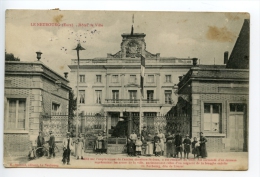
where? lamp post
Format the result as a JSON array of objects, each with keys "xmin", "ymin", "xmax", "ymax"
[{"xmin": 73, "ymin": 43, "xmax": 85, "ymax": 136}]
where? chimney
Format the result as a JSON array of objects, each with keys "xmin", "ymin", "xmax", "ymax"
[
  {"xmin": 224, "ymin": 51, "xmax": 229, "ymax": 64},
  {"xmin": 64, "ymin": 72, "xmax": 68, "ymax": 79},
  {"xmin": 192, "ymin": 58, "xmax": 198, "ymax": 66}
]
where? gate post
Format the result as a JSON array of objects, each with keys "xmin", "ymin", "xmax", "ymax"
[{"xmin": 127, "ymin": 112, "xmax": 132, "ymax": 137}]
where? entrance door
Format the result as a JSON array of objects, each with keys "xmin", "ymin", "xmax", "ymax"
[{"xmin": 229, "ymin": 114, "xmax": 245, "ymax": 151}]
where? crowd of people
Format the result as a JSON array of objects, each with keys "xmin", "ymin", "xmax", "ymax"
[
  {"xmin": 28, "ymin": 127, "xmax": 208, "ymax": 165},
  {"xmin": 28, "ymin": 131, "xmax": 86, "ymax": 165},
  {"xmin": 126, "ymin": 126, "xmax": 208, "ymax": 159}
]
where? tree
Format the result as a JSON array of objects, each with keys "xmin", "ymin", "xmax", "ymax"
[
  {"xmin": 5, "ymin": 51, "xmax": 20, "ymax": 61},
  {"xmin": 68, "ymin": 90, "xmax": 77, "ymax": 132},
  {"xmin": 68, "ymin": 90, "xmax": 77, "ymax": 116}
]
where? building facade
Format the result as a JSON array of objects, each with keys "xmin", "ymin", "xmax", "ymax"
[
  {"xmin": 177, "ymin": 66, "xmax": 249, "ymax": 152},
  {"xmin": 4, "ymin": 61, "xmax": 71, "ymax": 157},
  {"xmin": 69, "ymin": 32, "xmax": 195, "ymax": 137},
  {"xmin": 176, "ymin": 19, "xmax": 249, "ymax": 152}
]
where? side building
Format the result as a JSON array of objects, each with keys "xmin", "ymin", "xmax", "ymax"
[
  {"xmin": 176, "ymin": 19, "xmax": 249, "ymax": 152},
  {"xmin": 4, "ymin": 59, "xmax": 71, "ymax": 157}
]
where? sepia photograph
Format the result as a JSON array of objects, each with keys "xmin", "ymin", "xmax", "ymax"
[{"xmin": 3, "ymin": 10, "xmax": 250, "ymax": 170}]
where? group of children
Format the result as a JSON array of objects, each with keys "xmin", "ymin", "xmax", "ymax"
[
  {"xmin": 127, "ymin": 137, "xmax": 143, "ymax": 157},
  {"xmin": 127, "ymin": 134, "xmax": 201, "ymax": 159},
  {"xmin": 174, "ymin": 135, "xmax": 201, "ymax": 159}
]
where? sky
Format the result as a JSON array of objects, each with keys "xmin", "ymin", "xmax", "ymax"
[{"xmin": 5, "ymin": 10, "xmax": 249, "ymax": 76}]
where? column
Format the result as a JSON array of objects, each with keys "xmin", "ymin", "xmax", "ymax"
[
  {"xmin": 106, "ymin": 74, "xmax": 110, "ymax": 100},
  {"xmin": 156, "ymin": 73, "xmax": 161, "ymax": 104}
]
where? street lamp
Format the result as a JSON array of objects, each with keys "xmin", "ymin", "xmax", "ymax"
[{"xmin": 73, "ymin": 43, "xmax": 85, "ymax": 136}]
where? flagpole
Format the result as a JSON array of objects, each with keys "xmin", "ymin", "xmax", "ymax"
[
  {"xmin": 139, "ymin": 68, "xmax": 142, "ymax": 136},
  {"xmin": 139, "ymin": 49, "xmax": 143, "ymax": 136}
]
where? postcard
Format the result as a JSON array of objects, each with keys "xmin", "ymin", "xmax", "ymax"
[{"xmin": 4, "ymin": 10, "xmax": 249, "ymax": 170}]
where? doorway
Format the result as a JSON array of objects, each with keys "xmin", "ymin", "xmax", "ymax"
[{"xmin": 229, "ymin": 103, "xmax": 247, "ymax": 152}]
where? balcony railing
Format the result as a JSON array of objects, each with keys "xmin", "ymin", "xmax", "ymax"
[{"xmin": 104, "ymin": 99, "xmax": 160, "ymax": 105}]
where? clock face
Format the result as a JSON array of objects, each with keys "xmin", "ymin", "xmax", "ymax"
[
  {"xmin": 129, "ymin": 45, "xmax": 137, "ymax": 54},
  {"xmin": 126, "ymin": 40, "xmax": 140, "ymax": 58}
]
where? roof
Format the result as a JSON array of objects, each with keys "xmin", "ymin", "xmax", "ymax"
[
  {"xmin": 5, "ymin": 61, "xmax": 71, "ymax": 90},
  {"xmin": 226, "ymin": 19, "xmax": 250, "ymax": 69}
]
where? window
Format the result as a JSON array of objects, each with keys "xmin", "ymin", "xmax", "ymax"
[
  {"xmin": 52, "ymin": 102, "xmax": 60, "ymax": 113},
  {"xmin": 129, "ymin": 75, "xmax": 136, "ymax": 83},
  {"xmin": 79, "ymin": 90, "xmax": 85, "ymax": 104},
  {"xmin": 230, "ymin": 103, "xmax": 246, "ymax": 112},
  {"xmin": 95, "ymin": 90, "xmax": 102, "ymax": 104},
  {"xmin": 204, "ymin": 103, "xmax": 221, "ymax": 132},
  {"xmin": 112, "ymin": 90, "xmax": 119, "ymax": 103},
  {"xmin": 129, "ymin": 90, "xmax": 137, "ymax": 103},
  {"xmin": 147, "ymin": 90, "xmax": 154, "ymax": 103},
  {"xmin": 112, "ymin": 75, "xmax": 119, "ymax": 83},
  {"xmin": 79, "ymin": 75, "xmax": 85, "ymax": 83},
  {"xmin": 164, "ymin": 90, "xmax": 172, "ymax": 104},
  {"xmin": 6, "ymin": 98, "xmax": 26, "ymax": 130},
  {"xmin": 147, "ymin": 75, "xmax": 154, "ymax": 83},
  {"xmin": 96, "ymin": 75, "xmax": 102, "ymax": 83},
  {"xmin": 144, "ymin": 112, "xmax": 156, "ymax": 134},
  {"xmin": 111, "ymin": 116, "xmax": 118, "ymax": 128},
  {"xmin": 165, "ymin": 75, "xmax": 171, "ymax": 83}
]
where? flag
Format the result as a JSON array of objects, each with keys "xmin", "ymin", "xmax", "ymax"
[
  {"xmin": 131, "ymin": 14, "xmax": 134, "ymax": 35},
  {"xmin": 140, "ymin": 55, "xmax": 145, "ymax": 97}
]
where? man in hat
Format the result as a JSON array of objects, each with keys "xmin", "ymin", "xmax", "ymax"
[
  {"xmin": 183, "ymin": 134, "xmax": 191, "ymax": 159},
  {"xmin": 175, "ymin": 131, "xmax": 183, "ymax": 158},
  {"xmin": 36, "ymin": 131, "xmax": 45, "ymax": 157},
  {"xmin": 62, "ymin": 132, "xmax": 74, "ymax": 165},
  {"xmin": 48, "ymin": 131, "xmax": 55, "ymax": 159},
  {"xmin": 199, "ymin": 132, "xmax": 207, "ymax": 158},
  {"xmin": 141, "ymin": 126, "xmax": 148, "ymax": 155},
  {"xmin": 141, "ymin": 126, "xmax": 148, "ymax": 142}
]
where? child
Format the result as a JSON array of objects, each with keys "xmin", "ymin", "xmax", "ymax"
[
  {"xmin": 127, "ymin": 139, "xmax": 134, "ymax": 157},
  {"xmin": 155, "ymin": 139, "xmax": 161, "ymax": 157},
  {"xmin": 28, "ymin": 146, "xmax": 36, "ymax": 160},
  {"xmin": 135, "ymin": 137, "xmax": 142, "ymax": 157},
  {"xmin": 183, "ymin": 134, "xmax": 191, "ymax": 159},
  {"xmin": 191, "ymin": 137, "xmax": 200, "ymax": 158}
]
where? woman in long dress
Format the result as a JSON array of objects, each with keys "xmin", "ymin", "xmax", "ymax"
[
  {"xmin": 166, "ymin": 132, "xmax": 174, "ymax": 158},
  {"xmin": 158, "ymin": 129, "xmax": 166, "ymax": 156},
  {"xmin": 95, "ymin": 133, "xmax": 103, "ymax": 155},
  {"xmin": 199, "ymin": 132, "xmax": 207, "ymax": 158},
  {"xmin": 75, "ymin": 133, "xmax": 85, "ymax": 159},
  {"xmin": 145, "ymin": 133, "xmax": 154, "ymax": 156},
  {"xmin": 135, "ymin": 137, "xmax": 142, "ymax": 157}
]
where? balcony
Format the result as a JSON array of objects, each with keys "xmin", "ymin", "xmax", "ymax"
[{"xmin": 103, "ymin": 99, "xmax": 160, "ymax": 107}]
